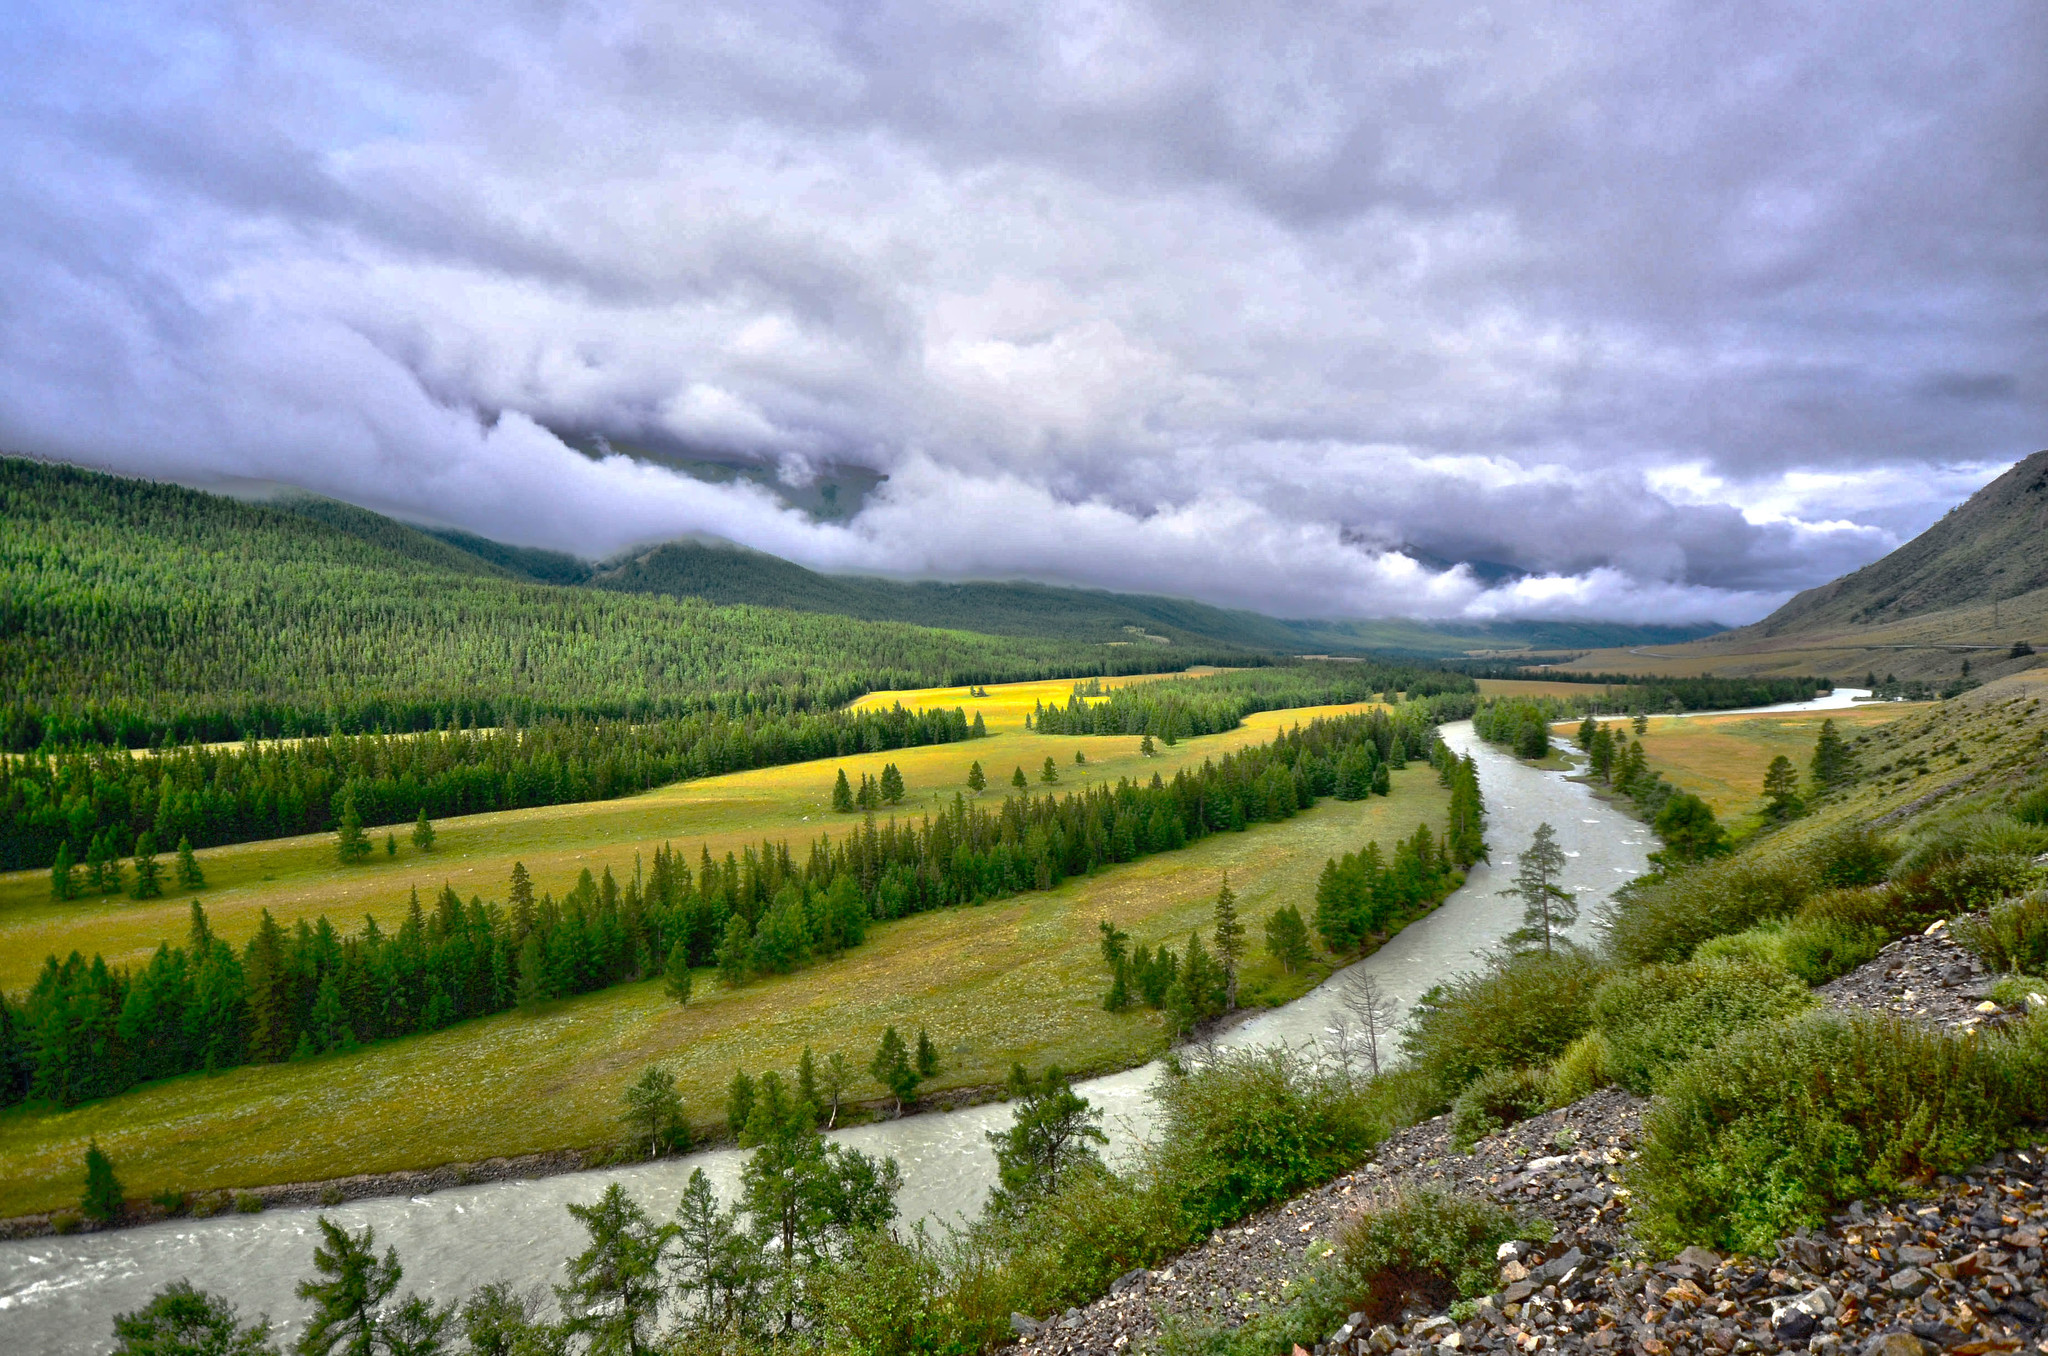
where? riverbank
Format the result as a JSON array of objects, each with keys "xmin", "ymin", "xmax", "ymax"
[{"xmin": 1025, "ymin": 912, "xmax": 2048, "ymax": 1355}]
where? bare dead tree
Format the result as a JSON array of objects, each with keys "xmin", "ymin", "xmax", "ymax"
[{"xmin": 1337, "ymin": 971, "xmax": 1399, "ymax": 1077}]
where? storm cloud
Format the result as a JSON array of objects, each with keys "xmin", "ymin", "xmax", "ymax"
[{"xmin": 2, "ymin": 0, "xmax": 2042, "ymax": 623}]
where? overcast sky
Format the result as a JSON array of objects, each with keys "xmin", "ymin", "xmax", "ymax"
[{"xmin": 3, "ymin": 1, "xmax": 2043, "ymax": 624}]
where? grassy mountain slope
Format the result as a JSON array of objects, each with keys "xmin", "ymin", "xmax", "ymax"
[
  {"xmin": 1554, "ymin": 450, "xmax": 2048, "ymax": 682},
  {"xmin": 0, "ymin": 458, "xmax": 1230, "ymax": 747}
]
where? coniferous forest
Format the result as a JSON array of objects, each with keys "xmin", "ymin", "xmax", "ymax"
[
  {"xmin": 0, "ymin": 706, "xmax": 1458, "ymax": 1110},
  {"xmin": 0, "ymin": 458, "xmax": 1255, "ymax": 751},
  {"xmin": 1027, "ymin": 663, "xmax": 1475, "ymax": 738}
]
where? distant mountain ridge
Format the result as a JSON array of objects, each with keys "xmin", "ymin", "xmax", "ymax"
[{"xmin": 1751, "ymin": 449, "xmax": 2048, "ymax": 635}]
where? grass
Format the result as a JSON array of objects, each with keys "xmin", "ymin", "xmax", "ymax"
[
  {"xmin": 0, "ymin": 670, "xmax": 1269, "ymax": 991},
  {"xmin": 1473, "ymin": 678, "xmax": 1611, "ymax": 700},
  {"xmin": 1581, "ymin": 705, "xmax": 1915, "ymax": 824},
  {"xmin": 0, "ymin": 679, "xmax": 1446, "ymax": 1217}
]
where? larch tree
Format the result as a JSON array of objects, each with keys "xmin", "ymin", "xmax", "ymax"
[
  {"xmin": 1501, "ymin": 822, "xmax": 1577, "ymax": 955},
  {"xmin": 410, "ymin": 808, "xmax": 435, "ymax": 852},
  {"xmin": 1212, "ymin": 876, "xmax": 1245, "ymax": 1010},
  {"xmin": 966, "ymin": 760, "xmax": 986, "ymax": 794},
  {"xmin": 175, "ymin": 835, "xmax": 205, "ymax": 890}
]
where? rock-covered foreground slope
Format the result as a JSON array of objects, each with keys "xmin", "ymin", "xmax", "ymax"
[{"xmin": 1019, "ymin": 919, "xmax": 2048, "ymax": 1356}]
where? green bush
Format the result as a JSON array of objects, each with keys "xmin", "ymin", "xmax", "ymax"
[
  {"xmin": 1957, "ymin": 891, "xmax": 2048, "ymax": 975},
  {"xmin": 49, "ymin": 1210, "xmax": 81, "ymax": 1235},
  {"xmin": 231, "ymin": 1191, "xmax": 265, "ymax": 1214},
  {"xmin": 1604, "ymin": 856, "xmax": 1814, "ymax": 965},
  {"xmin": 1401, "ymin": 948, "xmax": 1604, "ymax": 1093},
  {"xmin": 1629, "ymin": 1012, "xmax": 2048, "ymax": 1253},
  {"xmin": 1777, "ymin": 918, "xmax": 1886, "ymax": 985},
  {"xmin": 1450, "ymin": 1066, "xmax": 1550, "ymax": 1149},
  {"xmin": 1694, "ymin": 924, "xmax": 1785, "ymax": 967},
  {"xmin": 1543, "ymin": 1031, "xmax": 1615, "ymax": 1105},
  {"xmin": 1892, "ymin": 853, "xmax": 2041, "ymax": 927},
  {"xmin": 1591, "ymin": 956, "xmax": 1814, "ymax": 1095},
  {"xmin": 1332, "ymin": 1188, "xmax": 1541, "ymax": 1323},
  {"xmin": 1148, "ymin": 1047, "xmax": 1390, "ymax": 1234},
  {"xmin": 1987, "ymin": 974, "xmax": 2048, "ymax": 1008},
  {"xmin": 815, "ymin": 1228, "xmax": 976, "ymax": 1356},
  {"xmin": 1806, "ymin": 824, "xmax": 1899, "ymax": 890}
]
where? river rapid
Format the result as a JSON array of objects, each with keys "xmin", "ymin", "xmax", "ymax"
[{"xmin": 0, "ymin": 722, "xmax": 1656, "ymax": 1354}]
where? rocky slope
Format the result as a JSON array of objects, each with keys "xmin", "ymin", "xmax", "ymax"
[{"xmin": 1015, "ymin": 918, "xmax": 2046, "ymax": 1356}]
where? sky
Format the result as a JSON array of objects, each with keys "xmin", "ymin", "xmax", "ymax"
[{"xmin": 2, "ymin": 1, "xmax": 2043, "ymax": 626}]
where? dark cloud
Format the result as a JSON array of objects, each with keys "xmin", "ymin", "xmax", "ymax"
[{"xmin": 1, "ymin": 0, "xmax": 2043, "ymax": 625}]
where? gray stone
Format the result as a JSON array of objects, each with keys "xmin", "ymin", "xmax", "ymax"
[
  {"xmin": 1368, "ymin": 1325, "xmax": 1399, "ymax": 1353},
  {"xmin": 1886, "ymin": 1268, "xmax": 1932, "ymax": 1298},
  {"xmin": 1109, "ymin": 1267, "xmax": 1147, "ymax": 1295},
  {"xmin": 1675, "ymin": 1245, "xmax": 1723, "ymax": 1272},
  {"xmin": 1530, "ymin": 1246, "xmax": 1586, "ymax": 1286},
  {"xmin": 1009, "ymin": 1312, "xmax": 1042, "ymax": 1337},
  {"xmin": 1497, "ymin": 1239, "xmax": 1535, "ymax": 1263}
]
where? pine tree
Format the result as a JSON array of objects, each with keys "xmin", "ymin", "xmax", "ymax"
[
  {"xmin": 869, "ymin": 1026, "xmax": 919, "ymax": 1113},
  {"xmin": 295, "ymin": 1217, "xmax": 402, "ymax": 1356},
  {"xmin": 1263, "ymin": 905, "xmax": 1311, "ymax": 973},
  {"xmin": 717, "ymin": 913, "xmax": 752, "ymax": 988},
  {"xmin": 662, "ymin": 941, "xmax": 693, "ymax": 1005},
  {"xmin": 915, "ymin": 1026, "xmax": 939, "ymax": 1079},
  {"xmin": 130, "ymin": 833, "xmax": 162, "ymax": 900},
  {"xmin": 383, "ymin": 833, "xmax": 396, "ymax": 857},
  {"xmin": 1212, "ymin": 876, "xmax": 1244, "ymax": 1010},
  {"xmin": 726, "ymin": 1070, "xmax": 756, "ymax": 1139},
  {"xmin": 820, "ymin": 1051, "xmax": 851, "ymax": 1128},
  {"xmin": 1576, "ymin": 715, "xmax": 1598, "ymax": 752},
  {"xmin": 1632, "ymin": 711, "xmax": 1649, "ymax": 736},
  {"xmin": 411, "ymin": 808, "xmax": 435, "ymax": 852},
  {"xmin": 334, "ymin": 789, "xmax": 370, "ymax": 865},
  {"xmin": 50, "ymin": 841, "xmax": 73, "ymax": 901},
  {"xmin": 111, "ymin": 1281, "xmax": 273, "ymax": 1356},
  {"xmin": 175, "ymin": 835, "xmax": 205, "ymax": 890},
  {"xmin": 1810, "ymin": 719, "xmax": 1854, "ymax": 790},
  {"xmin": 879, "ymin": 762, "xmax": 905, "ymax": 804},
  {"xmin": 971, "ymin": 711, "xmax": 987, "ymax": 737},
  {"xmin": 1761, "ymin": 755, "xmax": 1804, "ymax": 819},
  {"xmin": 797, "ymin": 1045, "xmax": 821, "ymax": 1121},
  {"xmin": 1040, "ymin": 755, "xmax": 1059, "ymax": 784},
  {"xmin": 1075, "ymin": 748, "xmax": 1087, "ymax": 765},
  {"xmin": 82, "ymin": 1140, "xmax": 124, "ymax": 1222},
  {"xmin": 1011, "ymin": 766, "xmax": 1028, "ymax": 790},
  {"xmin": 559, "ymin": 1183, "xmax": 669, "ymax": 1355},
  {"xmin": 620, "ymin": 1065, "xmax": 686, "ymax": 1158},
  {"xmin": 831, "ymin": 768, "xmax": 854, "ymax": 812},
  {"xmin": 966, "ymin": 760, "xmax": 986, "ymax": 794},
  {"xmin": 508, "ymin": 861, "xmax": 535, "ymax": 937},
  {"xmin": 1501, "ymin": 822, "xmax": 1577, "ymax": 954},
  {"xmin": 983, "ymin": 1064, "xmax": 1106, "ymax": 1217},
  {"xmin": 1140, "ymin": 734, "xmax": 1156, "ymax": 757}
]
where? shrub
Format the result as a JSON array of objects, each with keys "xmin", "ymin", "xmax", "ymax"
[
  {"xmin": 1590, "ymin": 956, "xmax": 1814, "ymax": 1095},
  {"xmin": 1695, "ymin": 924, "xmax": 1786, "ymax": 968},
  {"xmin": 1893, "ymin": 853, "xmax": 2041, "ymax": 927},
  {"xmin": 815, "ymin": 1228, "xmax": 972, "ymax": 1356},
  {"xmin": 231, "ymin": 1191, "xmax": 265, "ymax": 1214},
  {"xmin": 49, "ymin": 1210, "xmax": 81, "ymax": 1235},
  {"xmin": 187, "ymin": 1193, "xmax": 224, "ymax": 1219},
  {"xmin": 1543, "ymin": 1031, "xmax": 1615, "ymax": 1105},
  {"xmin": 1450, "ymin": 1067, "xmax": 1550, "ymax": 1149},
  {"xmin": 974, "ymin": 1163, "xmax": 1191, "ymax": 1322},
  {"xmin": 1777, "ymin": 918, "xmax": 1886, "ymax": 985},
  {"xmin": 1331, "ymin": 1188, "xmax": 1540, "ymax": 1323},
  {"xmin": 1401, "ymin": 948, "xmax": 1605, "ymax": 1093},
  {"xmin": 1148, "ymin": 1047, "xmax": 1389, "ymax": 1234},
  {"xmin": 1987, "ymin": 975, "xmax": 2048, "ymax": 1008},
  {"xmin": 1629, "ymin": 1012, "xmax": 2048, "ymax": 1253},
  {"xmin": 1957, "ymin": 892, "xmax": 2048, "ymax": 975},
  {"xmin": 1805, "ymin": 824, "xmax": 1898, "ymax": 890},
  {"xmin": 1604, "ymin": 857, "xmax": 1813, "ymax": 965},
  {"xmin": 318, "ymin": 1185, "xmax": 345, "ymax": 1207},
  {"xmin": 150, "ymin": 1189, "xmax": 184, "ymax": 1215}
]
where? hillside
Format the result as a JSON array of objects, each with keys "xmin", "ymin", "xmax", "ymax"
[
  {"xmin": 0, "ymin": 458, "xmax": 1234, "ymax": 749},
  {"xmin": 1554, "ymin": 449, "xmax": 2048, "ymax": 682}
]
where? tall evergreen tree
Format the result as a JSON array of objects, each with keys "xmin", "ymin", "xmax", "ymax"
[
  {"xmin": 831, "ymin": 768, "xmax": 855, "ymax": 813},
  {"xmin": 558, "ymin": 1183, "xmax": 669, "ymax": 1356},
  {"xmin": 82, "ymin": 1140, "xmax": 124, "ymax": 1222},
  {"xmin": 914, "ymin": 1027, "xmax": 939, "ymax": 1079},
  {"xmin": 1212, "ymin": 876, "xmax": 1244, "ymax": 1010},
  {"xmin": 507, "ymin": 861, "xmax": 535, "ymax": 936},
  {"xmin": 879, "ymin": 763, "xmax": 905, "ymax": 804},
  {"xmin": 662, "ymin": 942, "xmax": 693, "ymax": 1005},
  {"xmin": 1761, "ymin": 755, "xmax": 1804, "ymax": 819},
  {"xmin": 175, "ymin": 835, "xmax": 205, "ymax": 890},
  {"xmin": 620, "ymin": 1065, "xmax": 686, "ymax": 1158},
  {"xmin": 1039, "ymin": 755, "xmax": 1059, "ymax": 784},
  {"xmin": 50, "ymin": 841, "xmax": 74, "ymax": 901},
  {"xmin": 983, "ymin": 1064, "xmax": 1106, "ymax": 1217},
  {"xmin": 410, "ymin": 809, "xmax": 435, "ymax": 853},
  {"xmin": 130, "ymin": 833, "xmax": 163, "ymax": 900},
  {"xmin": 869, "ymin": 1027, "xmax": 918, "ymax": 1113},
  {"xmin": 726, "ymin": 1070, "xmax": 757, "ymax": 1140},
  {"xmin": 333, "ymin": 790, "xmax": 370, "ymax": 866},
  {"xmin": 1501, "ymin": 822, "xmax": 1576, "ymax": 954},
  {"xmin": 1010, "ymin": 766, "xmax": 1027, "ymax": 790},
  {"xmin": 1263, "ymin": 905, "xmax": 1310, "ymax": 973},
  {"xmin": 966, "ymin": 760, "xmax": 985, "ymax": 794},
  {"xmin": 1810, "ymin": 718, "xmax": 1854, "ymax": 790},
  {"xmin": 294, "ymin": 1217, "xmax": 401, "ymax": 1356},
  {"xmin": 244, "ymin": 909, "xmax": 295, "ymax": 1062}
]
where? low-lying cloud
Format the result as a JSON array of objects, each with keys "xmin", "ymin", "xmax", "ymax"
[{"xmin": 2, "ymin": 0, "xmax": 2042, "ymax": 625}]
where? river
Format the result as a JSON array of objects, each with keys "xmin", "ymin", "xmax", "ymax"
[{"xmin": 0, "ymin": 721, "xmax": 1655, "ymax": 1353}]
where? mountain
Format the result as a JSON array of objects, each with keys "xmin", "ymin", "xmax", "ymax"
[
  {"xmin": 1754, "ymin": 449, "xmax": 2048, "ymax": 633},
  {"xmin": 1552, "ymin": 450, "xmax": 2048, "ymax": 682}
]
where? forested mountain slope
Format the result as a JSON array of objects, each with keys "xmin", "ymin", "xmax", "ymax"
[{"xmin": 0, "ymin": 459, "xmax": 1236, "ymax": 749}]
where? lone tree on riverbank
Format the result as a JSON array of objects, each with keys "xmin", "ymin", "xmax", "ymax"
[
  {"xmin": 1502, "ymin": 822, "xmax": 1576, "ymax": 955},
  {"xmin": 1213, "ymin": 876, "xmax": 1245, "ymax": 1009}
]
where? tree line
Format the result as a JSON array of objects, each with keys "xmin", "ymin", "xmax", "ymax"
[
  {"xmin": 2, "ymin": 703, "xmax": 985, "ymax": 876},
  {"xmin": 0, "ymin": 707, "xmax": 1454, "ymax": 1111},
  {"xmin": 1447, "ymin": 665, "xmax": 1829, "ymax": 712},
  {"xmin": 0, "ymin": 457, "xmax": 1256, "ymax": 752},
  {"xmin": 1028, "ymin": 662, "xmax": 1475, "ymax": 738}
]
